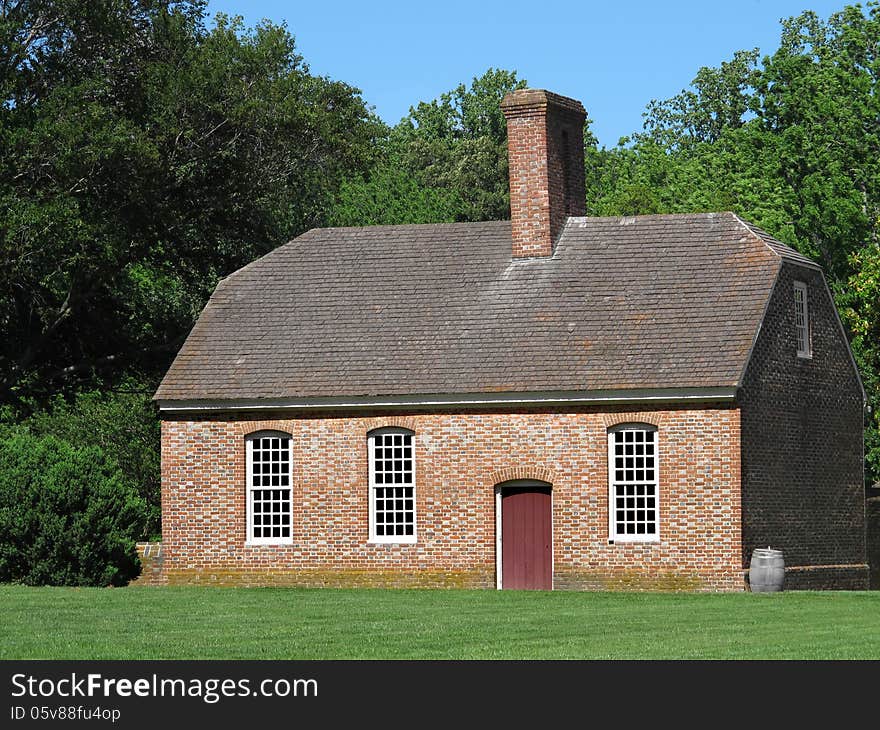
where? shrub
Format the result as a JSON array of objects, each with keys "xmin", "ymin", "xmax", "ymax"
[
  {"xmin": 24, "ymin": 389, "xmax": 160, "ymax": 539},
  {"xmin": 0, "ymin": 432, "xmax": 145, "ymax": 586}
]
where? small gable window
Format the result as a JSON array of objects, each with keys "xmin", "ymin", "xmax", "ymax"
[
  {"xmin": 368, "ymin": 428, "xmax": 416, "ymax": 543},
  {"xmin": 608, "ymin": 424, "xmax": 659, "ymax": 542},
  {"xmin": 246, "ymin": 432, "xmax": 293, "ymax": 545},
  {"xmin": 794, "ymin": 281, "xmax": 811, "ymax": 358}
]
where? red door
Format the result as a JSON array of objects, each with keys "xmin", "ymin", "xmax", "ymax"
[{"xmin": 501, "ymin": 486, "xmax": 552, "ymax": 590}]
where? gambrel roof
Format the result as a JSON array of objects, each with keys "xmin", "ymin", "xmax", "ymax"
[{"xmin": 154, "ymin": 211, "xmax": 829, "ymax": 408}]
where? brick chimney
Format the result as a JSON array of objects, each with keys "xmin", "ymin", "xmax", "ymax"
[{"xmin": 501, "ymin": 89, "xmax": 586, "ymax": 257}]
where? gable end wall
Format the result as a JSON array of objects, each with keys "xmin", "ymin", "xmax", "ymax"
[{"xmin": 739, "ymin": 261, "xmax": 866, "ymax": 588}]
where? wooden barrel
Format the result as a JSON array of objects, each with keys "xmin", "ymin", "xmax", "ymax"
[{"xmin": 749, "ymin": 548, "xmax": 785, "ymax": 592}]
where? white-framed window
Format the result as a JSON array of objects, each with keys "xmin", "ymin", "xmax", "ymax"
[
  {"xmin": 368, "ymin": 428, "xmax": 416, "ymax": 543},
  {"xmin": 608, "ymin": 424, "xmax": 659, "ymax": 542},
  {"xmin": 246, "ymin": 431, "xmax": 293, "ymax": 545},
  {"xmin": 794, "ymin": 281, "xmax": 811, "ymax": 358}
]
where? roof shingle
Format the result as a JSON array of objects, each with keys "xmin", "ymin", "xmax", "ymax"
[{"xmin": 154, "ymin": 211, "xmax": 812, "ymax": 402}]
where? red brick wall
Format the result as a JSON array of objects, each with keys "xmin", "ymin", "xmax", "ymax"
[
  {"xmin": 160, "ymin": 405, "xmax": 744, "ymax": 591},
  {"xmin": 501, "ymin": 89, "xmax": 586, "ymax": 258}
]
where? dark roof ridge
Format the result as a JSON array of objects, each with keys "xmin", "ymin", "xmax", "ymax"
[
  {"xmin": 307, "ymin": 219, "xmax": 510, "ymax": 234},
  {"xmin": 565, "ymin": 211, "xmax": 734, "ymax": 224}
]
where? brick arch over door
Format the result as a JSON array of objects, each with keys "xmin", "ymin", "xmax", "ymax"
[{"xmin": 488, "ymin": 465, "xmax": 557, "ymax": 488}]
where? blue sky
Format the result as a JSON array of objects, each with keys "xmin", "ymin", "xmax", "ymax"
[{"xmin": 206, "ymin": 0, "xmax": 853, "ymax": 147}]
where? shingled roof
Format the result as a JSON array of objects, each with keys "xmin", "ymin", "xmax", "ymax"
[{"xmin": 154, "ymin": 211, "xmax": 820, "ymax": 406}]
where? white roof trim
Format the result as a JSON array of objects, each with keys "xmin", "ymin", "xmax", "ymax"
[{"xmin": 157, "ymin": 387, "xmax": 737, "ymax": 413}]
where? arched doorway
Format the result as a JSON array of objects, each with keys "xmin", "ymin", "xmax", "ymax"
[{"xmin": 495, "ymin": 479, "xmax": 552, "ymax": 590}]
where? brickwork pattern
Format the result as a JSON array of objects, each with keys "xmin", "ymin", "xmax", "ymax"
[
  {"xmin": 501, "ymin": 90, "xmax": 586, "ymax": 258},
  {"xmin": 130, "ymin": 542, "xmax": 167, "ymax": 586},
  {"xmin": 867, "ymin": 496, "xmax": 880, "ymax": 589},
  {"xmin": 781, "ymin": 565, "xmax": 868, "ymax": 590},
  {"xmin": 161, "ymin": 405, "xmax": 744, "ymax": 590},
  {"xmin": 739, "ymin": 261, "xmax": 866, "ymax": 587}
]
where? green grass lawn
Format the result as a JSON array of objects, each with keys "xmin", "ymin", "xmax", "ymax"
[{"xmin": 1, "ymin": 585, "xmax": 879, "ymax": 659}]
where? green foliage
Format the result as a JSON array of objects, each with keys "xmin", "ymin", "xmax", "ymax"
[
  {"xmin": 22, "ymin": 388, "xmax": 160, "ymax": 538},
  {"xmin": 838, "ymin": 243, "xmax": 880, "ymax": 482},
  {"xmin": 0, "ymin": 1, "xmax": 382, "ymax": 403},
  {"xmin": 0, "ymin": 431, "xmax": 144, "ymax": 586},
  {"xmin": 753, "ymin": 5, "xmax": 880, "ymax": 277},
  {"xmin": 330, "ymin": 160, "xmax": 463, "ymax": 226},
  {"xmin": 333, "ymin": 68, "xmax": 529, "ymax": 225},
  {"xmin": 643, "ymin": 48, "xmax": 761, "ymax": 145}
]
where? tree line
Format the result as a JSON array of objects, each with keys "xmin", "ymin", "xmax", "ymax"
[{"xmin": 1, "ymin": 0, "xmax": 877, "ymax": 583}]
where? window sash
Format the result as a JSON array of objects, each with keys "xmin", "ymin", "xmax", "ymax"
[
  {"xmin": 608, "ymin": 426, "xmax": 659, "ymax": 542},
  {"xmin": 246, "ymin": 434, "xmax": 293, "ymax": 545},
  {"xmin": 368, "ymin": 429, "xmax": 416, "ymax": 543},
  {"xmin": 794, "ymin": 282, "xmax": 811, "ymax": 358}
]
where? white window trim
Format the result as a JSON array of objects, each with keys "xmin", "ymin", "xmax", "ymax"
[
  {"xmin": 368, "ymin": 427, "xmax": 417, "ymax": 544},
  {"xmin": 245, "ymin": 431, "xmax": 293, "ymax": 546},
  {"xmin": 607, "ymin": 424, "xmax": 660, "ymax": 543},
  {"xmin": 794, "ymin": 281, "xmax": 811, "ymax": 359}
]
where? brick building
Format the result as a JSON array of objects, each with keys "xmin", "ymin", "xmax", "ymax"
[{"xmin": 154, "ymin": 89, "xmax": 867, "ymax": 591}]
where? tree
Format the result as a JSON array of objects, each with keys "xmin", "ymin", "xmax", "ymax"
[
  {"xmin": 839, "ymin": 242, "xmax": 880, "ymax": 484},
  {"xmin": 0, "ymin": 1, "xmax": 382, "ymax": 404},
  {"xmin": 22, "ymin": 388, "xmax": 161, "ymax": 538},
  {"xmin": 331, "ymin": 161, "xmax": 463, "ymax": 226},
  {"xmin": 333, "ymin": 68, "xmax": 530, "ymax": 225},
  {"xmin": 643, "ymin": 48, "xmax": 760, "ymax": 146}
]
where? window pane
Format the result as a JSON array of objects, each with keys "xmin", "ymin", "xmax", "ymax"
[
  {"xmin": 249, "ymin": 436, "xmax": 291, "ymax": 541},
  {"xmin": 371, "ymin": 431, "xmax": 415, "ymax": 540},
  {"xmin": 795, "ymin": 284, "xmax": 809, "ymax": 355},
  {"xmin": 611, "ymin": 428, "xmax": 658, "ymax": 539}
]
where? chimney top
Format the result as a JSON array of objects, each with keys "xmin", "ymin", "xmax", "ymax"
[
  {"xmin": 500, "ymin": 88, "xmax": 586, "ymax": 116},
  {"xmin": 502, "ymin": 88, "xmax": 587, "ymax": 258}
]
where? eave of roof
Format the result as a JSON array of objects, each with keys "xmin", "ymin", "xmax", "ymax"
[{"xmin": 156, "ymin": 385, "xmax": 738, "ymax": 413}]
